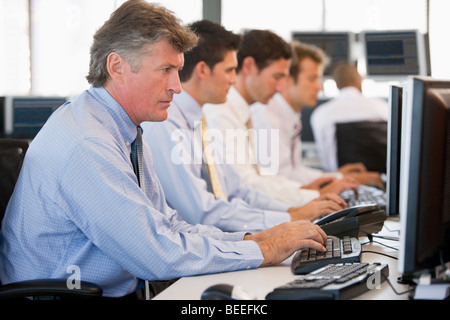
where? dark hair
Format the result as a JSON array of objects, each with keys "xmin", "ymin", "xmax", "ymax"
[
  {"xmin": 86, "ymin": 0, "xmax": 198, "ymax": 87},
  {"xmin": 237, "ymin": 29, "xmax": 292, "ymax": 73},
  {"xmin": 289, "ymin": 40, "xmax": 330, "ymax": 82},
  {"xmin": 332, "ymin": 61, "xmax": 360, "ymax": 89},
  {"xmin": 179, "ymin": 20, "xmax": 241, "ymax": 82}
]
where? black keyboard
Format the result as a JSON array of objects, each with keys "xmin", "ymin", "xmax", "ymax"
[
  {"xmin": 291, "ymin": 236, "xmax": 361, "ymax": 275},
  {"xmin": 341, "ymin": 185, "xmax": 386, "ymax": 210},
  {"xmin": 266, "ymin": 262, "xmax": 389, "ymax": 300}
]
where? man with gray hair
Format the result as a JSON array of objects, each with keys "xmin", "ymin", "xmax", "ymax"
[{"xmin": 0, "ymin": 0, "xmax": 327, "ymax": 299}]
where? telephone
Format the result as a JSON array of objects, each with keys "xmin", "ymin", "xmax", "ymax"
[{"xmin": 315, "ymin": 204, "xmax": 387, "ymax": 238}]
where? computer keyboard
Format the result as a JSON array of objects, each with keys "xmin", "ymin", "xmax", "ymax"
[
  {"xmin": 341, "ymin": 185, "xmax": 386, "ymax": 210},
  {"xmin": 291, "ymin": 236, "xmax": 361, "ymax": 275},
  {"xmin": 266, "ymin": 262, "xmax": 389, "ymax": 300}
]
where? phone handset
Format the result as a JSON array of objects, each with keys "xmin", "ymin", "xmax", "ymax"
[{"xmin": 315, "ymin": 204, "xmax": 379, "ymax": 226}]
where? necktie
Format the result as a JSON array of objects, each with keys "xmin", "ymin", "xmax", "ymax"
[
  {"xmin": 201, "ymin": 116, "xmax": 225, "ymax": 199},
  {"xmin": 131, "ymin": 126, "xmax": 144, "ymax": 187},
  {"xmin": 130, "ymin": 125, "xmax": 150, "ymax": 300},
  {"xmin": 245, "ymin": 117, "xmax": 261, "ymax": 175}
]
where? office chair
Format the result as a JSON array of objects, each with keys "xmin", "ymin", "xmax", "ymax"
[
  {"xmin": 336, "ymin": 121, "xmax": 387, "ymax": 173},
  {"xmin": 0, "ymin": 139, "xmax": 103, "ymax": 299}
]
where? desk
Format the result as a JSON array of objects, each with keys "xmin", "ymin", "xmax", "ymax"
[{"xmin": 154, "ymin": 218, "xmax": 410, "ymax": 300}]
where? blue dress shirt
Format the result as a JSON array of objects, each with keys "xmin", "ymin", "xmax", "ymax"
[
  {"xmin": 141, "ymin": 90, "xmax": 291, "ymax": 233},
  {"xmin": 0, "ymin": 86, "xmax": 263, "ymax": 297}
]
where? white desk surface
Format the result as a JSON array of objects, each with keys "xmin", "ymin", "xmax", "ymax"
[{"xmin": 154, "ymin": 218, "xmax": 410, "ymax": 300}]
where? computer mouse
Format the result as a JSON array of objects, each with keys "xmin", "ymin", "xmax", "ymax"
[{"xmin": 200, "ymin": 283, "xmax": 255, "ymax": 300}]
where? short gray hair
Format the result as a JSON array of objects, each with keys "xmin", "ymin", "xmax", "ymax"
[{"xmin": 86, "ymin": 0, "xmax": 198, "ymax": 87}]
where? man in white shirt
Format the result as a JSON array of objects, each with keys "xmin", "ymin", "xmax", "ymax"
[
  {"xmin": 204, "ymin": 31, "xmax": 359, "ymax": 206},
  {"xmin": 252, "ymin": 42, "xmax": 384, "ymax": 189},
  {"xmin": 310, "ymin": 61, "xmax": 388, "ymax": 175}
]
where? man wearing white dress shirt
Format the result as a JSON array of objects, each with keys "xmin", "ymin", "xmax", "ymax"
[
  {"xmin": 310, "ymin": 61, "xmax": 388, "ymax": 175},
  {"xmin": 143, "ymin": 22, "xmax": 348, "ymax": 232},
  {"xmin": 204, "ymin": 31, "xmax": 359, "ymax": 207},
  {"xmin": 252, "ymin": 41, "xmax": 384, "ymax": 189}
]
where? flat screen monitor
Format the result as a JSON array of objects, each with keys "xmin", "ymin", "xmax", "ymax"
[
  {"xmin": 362, "ymin": 30, "xmax": 427, "ymax": 77},
  {"xmin": 386, "ymin": 85, "xmax": 403, "ymax": 216},
  {"xmin": 3, "ymin": 96, "xmax": 66, "ymax": 139},
  {"xmin": 291, "ymin": 32, "xmax": 352, "ymax": 75},
  {"xmin": 398, "ymin": 76, "xmax": 450, "ymax": 276},
  {"xmin": 0, "ymin": 97, "xmax": 5, "ymax": 137}
]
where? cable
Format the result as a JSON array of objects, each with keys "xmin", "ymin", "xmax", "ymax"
[
  {"xmin": 371, "ymin": 234, "xmax": 400, "ymax": 242},
  {"xmin": 382, "ymin": 224, "xmax": 401, "ymax": 234},
  {"xmin": 384, "ymin": 275, "xmax": 414, "ymax": 296},
  {"xmin": 361, "ymin": 247, "xmax": 416, "ymax": 296},
  {"xmin": 371, "ymin": 240, "xmax": 399, "ymax": 251},
  {"xmin": 361, "ymin": 250, "xmax": 398, "ymax": 260},
  {"xmin": 361, "ymin": 235, "xmax": 399, "ymax": 251},
  {"xmin": 361, "ymin": 250, "xmax": 414, "ymax": 296}
]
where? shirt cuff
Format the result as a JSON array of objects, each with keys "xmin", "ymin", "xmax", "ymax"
[{"xmin": 236, "ymin": 238, "xmax": 265, "ymax": 268}]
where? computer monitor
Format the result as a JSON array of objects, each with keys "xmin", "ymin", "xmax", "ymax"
[
  {"xmin": 291, "ymin": 32, "xmax": 353, "ymax": 75},
  {"xmin": 3, "ymin": 96, "xmax": 66, "ymax": 139},
  {"xmin": 0, "ymin": 97, "xmax": 5, "ymax": 137},
  {"xmin": 362, "ymin": 30, "xmax": 428, "ymax": 78},
  {"xmin": 398, "ymin": 76, "xmax": 450, "ymax": 278},
  {"xmin": 385, "ymin": 85, "xmax": 403, "ymax": 216}
]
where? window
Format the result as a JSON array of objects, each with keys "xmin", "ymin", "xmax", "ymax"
[
  {"xmin": 31, "ymin": 0, "xmax": 202, "ymax": 97},
  {"xmin": 429, "ymin": 0, "xmax": 450, "ymax": 79},
  {"xmin": 30, "ymin": 0, "xmax": 116, "ymax": 97},
  {"xmin": 0, "ymin": 0, "xmax": 30, "ymax": 95},
  {"xmin": 324, "ymin": 0, "xmax": 427, "ymax": 33},
  {"xmin": 1, "ymin": 0, "xmax": 202, "ymax": 98},
  {"xmin": 222, "ymin": 0, "xmax": 323, "ymax": 40},
  {"xmin": 1, "ymin": 0, "xmax": 448, "ymax": 98}
]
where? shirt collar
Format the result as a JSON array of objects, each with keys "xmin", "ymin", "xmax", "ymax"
[
  {"xmin": 273, "ymin": 93, "xmax": 299, "ymax": 119},
  {"xmin": 339, "ymin": 86, "xmax": 362, "ymax": 97},
  {"xmin": 88, "ymin": 86, "xmax": 138, "ymax": 144},
  {"xmin": 270, "ymin": 92, "xmax": 301, "ymax": 128},
  {"xmin": 172, "ymin": 90, "xmax": 203, "ymax": 130},
  {"xmin": 228, "ymin": 86, "xmax": 251, "ymax": 123}
]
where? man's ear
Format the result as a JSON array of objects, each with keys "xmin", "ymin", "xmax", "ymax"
[
  {"xmin": 241, "ymin": 56, "xmax": 257, "ymax": 75},
  {"xmin": 106, "ymin": 52, "xmax": 126, "ymax": 83},
  {"xmin": 194, "ymin": 61, "xmax": 211, "ymax": 80}
]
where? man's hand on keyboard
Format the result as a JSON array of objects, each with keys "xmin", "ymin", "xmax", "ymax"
[
  {"xmin": 244, "ymin": 220, "xmax": 327, "ymax": 267},
  {"xmin": 317, "ymin": 177, "xmax": 360, "ymax": 196},
  {"xmin": 301, "ymin": 176, "xmax": 360, "ymax": 196},
  {"xmin": 347, "ymin": 171, "xmax": 385, "ymax": 190},
  {"xmin": 338, "ymin": 162, "xmax": 368, "ymax": 175},
  {"xmin": 287, "ymin": 193, "xmax": 347, "ymax": 221}
]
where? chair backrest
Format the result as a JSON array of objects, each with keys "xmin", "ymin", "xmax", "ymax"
[
  {"xmin": 336, "ymin": 121, "xmax": 387, "ymax": 173},
  {"xmin": 0, "ymin": 139, "xmax": 29, "ymax": 228}
]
